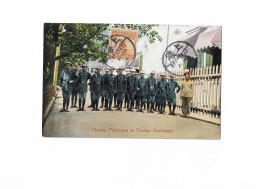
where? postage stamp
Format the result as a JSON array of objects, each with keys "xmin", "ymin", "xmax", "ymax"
[{"xmin": 107, "ymin": 29, "xmax": 138, "ymax": 69}]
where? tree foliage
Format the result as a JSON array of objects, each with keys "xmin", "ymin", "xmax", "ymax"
[{"xmin": 43, "ymin": 23, "xmax": 162, "ymax": 86}]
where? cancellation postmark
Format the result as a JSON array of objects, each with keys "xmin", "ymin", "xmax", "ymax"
[
  {"xmin": 106, "ymin": 29, "xmax": 138, "ymax": 69},
  {"xmin": 162, "ymin": 41, "xmax": 197, "ymax": 76}
]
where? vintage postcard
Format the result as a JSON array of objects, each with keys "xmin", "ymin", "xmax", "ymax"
[{"xmin": 43, "ymin": 24, "xmax": 222, "ymax": 139}]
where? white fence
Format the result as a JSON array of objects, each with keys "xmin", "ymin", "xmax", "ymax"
[{"xmin": 156, "ymin": 65, "xmax": 221, "ymax": 119}]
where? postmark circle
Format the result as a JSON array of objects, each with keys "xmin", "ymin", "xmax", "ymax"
[
  {"xmin": 106, "ymin": 34, "xmax": 136, "ymax": 70},
  {"xmin": 162, "ymin": 41, "xmax": 197, "ymax": 76}
]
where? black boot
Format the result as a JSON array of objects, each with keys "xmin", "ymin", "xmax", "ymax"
[
  {"xmin": 92, "ymin": 100, "xmax": 96, "ymax": 111},
  {"xmin": 60, "ymin": 98, "xmax": 66, "ymax": 112},
  {"xmin": 162, "ymin": 103, "xmax": 166, "ymax": 114},
  {"xmin": 100, "ymin": 97, "xmax": 104, "ymax": 108},
  {"xmin": 151, "ymin": 103, "xmax": 154, "ymax": 113},
  {"xmin": 66, "ymin": 98, "xmax": 70, "ymax": 112},
  {"xmin": 144, "ymin": 103, "xmax": 146, "ymax": 110},
  {"xmin": 140, "ymin": 102, "xmax": 144, "ymax": 112},
  {"xmin": 168, "ymin": 104, "xmax": 172, "ymax": 115},
  {"xmin": 96, "ymin": 100, "xmax": 100, "ymax": 111},
  {"xmin": 77, "ymin": 99, "xmax": 82, "ymax": 111},
  {"xmin": 136, "ymin": 100, "xmax": 140, "ymax": 112},
  {"xmin": 172, "ymin": 104, "xmax": 176, "ymax": 115},
  {"xmin": 129, "ymin": 100, "xmax": 134, "ymax": 111},
  {"xmin": 120, "ymin": 101, "xmax": 123, "ymax": 111},
  {"xmin": 158, "ymin": 104, "xmax": 161, "ymax": 114},
  {"xmin": 147, "ymin": 102, "xmax": 150, "ymax": 113},
  {"xmin": 104, "ymin": 99, "xmax": 108, "ymax": 111},
  {"xmin": 71, "ymin": 97, "xmax": 74, "ymax": 108},
  {"xmin": 116, "ymin": 99, "xmax": 120, "ymax": 110},
  {"xmin": 109, "ymin": 99, "xmax": 114, "ymax": 111},
  {"xmin": 74, "ymin": 95, "xmax": 78, "ymax": 108},
  {"xmin": 82, "ymin": 99, "xmax": 86, "ymax": 111}
]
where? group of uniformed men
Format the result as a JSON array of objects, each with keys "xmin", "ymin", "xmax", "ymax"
[{"xmin": 59, "ymin": 61, "xmax": 193, "ymax": 117}]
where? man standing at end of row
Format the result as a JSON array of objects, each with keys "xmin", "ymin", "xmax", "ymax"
[
  {"xmin": 180, "ymin": 69, "xmax": 194, "ymax": 117},
  {"xmin": 59, "ymin": 62, "xmax": 75, "ymax": 112}
]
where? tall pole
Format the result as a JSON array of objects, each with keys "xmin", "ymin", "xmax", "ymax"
[
  {"xmin": 53, "ymin": 24, "xmax": 62, "ymax": 92},
  {"xmin": 165, "ymin": 25, "xmax": 170, "ymax": 73},
  {"xmin": 53, "ymin": 44, "xmax": 61, "ymax": 92}
]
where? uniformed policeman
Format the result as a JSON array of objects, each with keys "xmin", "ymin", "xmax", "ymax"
[
  {"xmin": 136, "ymin": 70, "xmax": 146, "ymax": 113},
  {"xmin": 134, "ymin": 72, "xmax": 140, "ymax": 109},
  {"xmin": 100, "ymin": 68, "xmax": 109, "ymax": 109},
  {"xmin": 103, "ymin": 67, "xmax": 116, "ymax": 111},
  {"xmin": 76, "ymin": 63, "xmax": 91, "ymax": 111},
  {"xmin": 126, "ymin": 68, "xmax": 137, "ymax": 112},
  {"xmin": 59, "ymin": 62, "xmax": 75, "ymax": 112},
  {"xmin": 157, "ymin": 72, "xmax": 167, "ymax": 114},
  {"xmin": 146, "ymin": 70, "xmax": 157, "ymax": 113},
  {"xmin": 113, "ymin": 69, "xmax": 120, "ymax": 108},
  {"xmin": 167, "ymin": 74, "xmax": 181, "ymax": 115},
  {"xmin": 115, "ymin": 67, "xmax": 127, "ymax": 111},
  {"xmin": 71, "ymin": 65, "xmax": 79, "ymax": 108},
  {"xmin": 90, "ymin": 66, "xmax": 103, "ymax": 111},
  {"xmin": 124, "ymin": 72, "xmax": 131, "ymax": 109},
  {"xmin": 88, "ymin": 69, "xmax": 95, "ymax": 108}
]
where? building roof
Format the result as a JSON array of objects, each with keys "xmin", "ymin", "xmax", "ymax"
[{"xmin": 195, "ymin": 26, "xmax": 222, "ymax": 51}]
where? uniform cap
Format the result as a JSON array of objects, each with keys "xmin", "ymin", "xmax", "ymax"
[
  {"xmin": 184, "ymin": 69, "xmax": 190, "ymax": 75},
  {"xmin": 130, "ymin": 68, "xmax": 136, "ymax": 72},
  {"xmin": 81, "ymin": 63, "xmax": 87, "ymax": 67},
  {"xmin": 96, "ymin": 66, "xmax": 102, "ymax": 70},
  {"xmin": 118, "ymin": 66, "xmax": 125, "ymax": 70},
  {"xmin": 65, "ymin": 61, "xmax": 72, "ymax": 66},
  {"xmin": 140, "ymin": 70, "xmax": 145, "ymax": 74},
  {"xmin": 126, "ymin": 72, "xmax": 130, "ymax": 75},
  {"xmin": 160, "ymin": 72, "xmax": 167, "ymax": 76},
  {"xmin": 150, "ymin": 70, "xmax": 156, "ymax": 74},
  {"xmin": 108, "ymin": 66, "xmax": 115, "ymax": 70},
  {"xmin": 105, "ymin": 68, "xmax": 109, "ymax": 72}
]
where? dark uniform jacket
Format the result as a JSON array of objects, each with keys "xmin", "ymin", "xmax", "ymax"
[
  {"xmin": 157, "ymin": 79, "xmax": 167, "ymax": 97},
  {"xmin": 76, "ymin": 71, "xmax": 91, "ymax": 92},
  {"xmin": 137, "ymin": 76, "xmax": 146, "ymax": 96},
  {"xmin": 166, "ymin": 80, "xmax": 181, "ymax": 98},
  {"xmin": 90, "ymin": 72, "xmax": 103, "ymax": 93},
  {"xmin": 146, "ymin": 76, "xmax": 157, "ymax": 96},
  {"xmin": 104, "ymin": 73, "xmax": 116, "ymax": 93},
  {"xmin": 127, "ymin": 75, "xmax": 137, "ymax": 93},
  {"xmin": 59, "ymin": 69, "xmax": 75, "ymax": 92},
  {"xmin": 115, "ymin": 74, "xmax": 127, "ymax": 93}
]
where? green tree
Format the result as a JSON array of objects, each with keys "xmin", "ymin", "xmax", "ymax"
[{"xmin": 43, "ymin": 23, "xmax": 162, "ymax": 86}]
